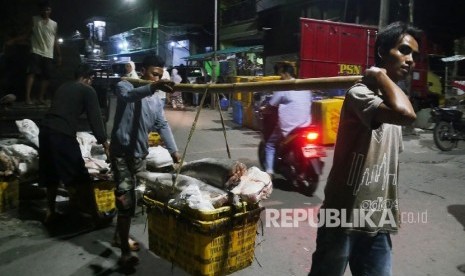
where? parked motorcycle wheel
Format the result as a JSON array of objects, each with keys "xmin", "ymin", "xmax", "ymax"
[{"xmin": 433, "ymin": 121, "xmax": 457, "ymax": 151}]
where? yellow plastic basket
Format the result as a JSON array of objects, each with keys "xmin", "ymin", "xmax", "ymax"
[
  {"xmin": 69, "ymin": 180, "xmax": 116, "ymax": 218},
  {"xmin": 148, "ymin": 132, "xmax": 162, "ymax": 147},
  {"xmin": 143, "ymin": 191, "xmax": 259, "ymax": 222},
  {"xmin": 0, "ymin": 178, "xmax": 19, "ymax": 213},
  {"xmin": 144, "ymin": 195, "xmax": 263, "ymax": 276},
  {"xmin": 93, "ymin": 180, "xmax": 116, "ymax": 214}
]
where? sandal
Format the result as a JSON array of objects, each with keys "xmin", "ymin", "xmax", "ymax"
[{"xmin": 112, "ymin": 237, "xmax": 140, "ymax": 251}]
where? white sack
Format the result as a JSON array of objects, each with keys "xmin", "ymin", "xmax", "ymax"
[
  {"xmin": 15, "ymin": 119, "xmax": 39, "ymax": 148},
  {"xmin": 76, "ymin": 132, "xmax": 97, "ymax": 158},
  {"xmin": 146, "ymin": 146, "xmax": 173, "ymax": 170}
]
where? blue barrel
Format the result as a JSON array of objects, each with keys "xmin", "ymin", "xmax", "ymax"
[
  {"xmin": 232, "ymin": 100, "xmax": 243, "ymax": 126},
  {"xmin": 220, "ymin": 97, "xmax": 229, "ymax": 111}
]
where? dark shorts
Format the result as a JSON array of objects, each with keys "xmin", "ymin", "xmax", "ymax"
[
  {"xmin": 38, "ymin": 126, "xmax": 91, "ymax": 188},
  {"xmin": 27, "ymin": 53, "xmax": 53, "ymax": 80}
]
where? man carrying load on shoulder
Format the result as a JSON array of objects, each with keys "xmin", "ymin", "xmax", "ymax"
[{"xmin": 109, "ymin": 54, "xmax": 181, "ymax": 267}]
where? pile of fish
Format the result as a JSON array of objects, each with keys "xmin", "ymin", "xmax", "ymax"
[
  {"xmin": 0, "ymin": 139, "xmax": 38, "ymax": 179},
  {"xmin": 3, "ymin": 120, "xmax": 274, "ymax": 212},
  {"xmin": 137, "ymin": 158, "xmax": 273, "ymax": 211},
  {"xmin": 0, "ymin": 119, "xmax": 40, "ymax": 179},
  {"xmin": 0, "ymin": 119, "xmax": 110, "ymax": 180}
]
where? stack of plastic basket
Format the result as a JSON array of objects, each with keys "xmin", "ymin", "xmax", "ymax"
[
  {"xmin": 67, "ymin": 179, "xmax": 116, "ymax": 224},
  {"xmin": 92, "ymin": 180, "xmax": 116, "ymax": 219},
  {"xmin": 144, "ymin": 194, "xmax": 264, "ymax": 276}
]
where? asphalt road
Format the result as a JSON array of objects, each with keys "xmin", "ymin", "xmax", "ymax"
[{"xmin": 1, "ymin": 107, "xmax": 465, "ymax": 276}]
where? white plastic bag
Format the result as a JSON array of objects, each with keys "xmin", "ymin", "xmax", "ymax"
[
  {"xmin": 146, "ymin": 146, "xmax": 173, "ymax": 170},
  {"xmin": 15, "ymin": 119, "xmax": 39, "ymax": 148},
  {"xmin": 76, "ymin": 132, "xmax": 97, "ymax": 158},
  {"xmin": 168, "ymin": 184, "xmax": 215, "ymax": 211}
]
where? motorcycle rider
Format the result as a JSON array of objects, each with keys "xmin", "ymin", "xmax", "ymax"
[{"xmin": 261, "ymin": 62, "xmax": 312, "ymax": 177}]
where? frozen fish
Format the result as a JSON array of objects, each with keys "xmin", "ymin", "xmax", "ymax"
[
  {"xmin": 179, "ymin": 158, "xmax": 247, "ymax": 189},
  {"xmin": 136, "ymin": 171, "xmax": 230, "ymax": 208},
  {"xmin": 230, "ymin": 166, "xmax": 273, "ymax": 204}
]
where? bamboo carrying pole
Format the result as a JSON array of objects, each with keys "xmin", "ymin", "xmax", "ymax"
[{"xmin": 121, "ymin": 76, "xmax": 363, "ymax": 93}]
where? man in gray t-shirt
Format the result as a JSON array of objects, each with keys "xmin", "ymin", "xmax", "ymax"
[
  {"xmin": 309, "ymin": 22, "xmax": 422, "ymax": 276},
  {"xmin": 262, "ymin": 63, "xmax": 312, "ymax": 175}
]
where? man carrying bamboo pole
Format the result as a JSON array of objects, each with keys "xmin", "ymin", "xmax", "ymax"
[
  {"xmin": 308, "ymin": 22, "xmax": 420, "ymax": 276},
  {"xmin": 109, "ymin": 55, "xmax": 181, "ymax": 267}
]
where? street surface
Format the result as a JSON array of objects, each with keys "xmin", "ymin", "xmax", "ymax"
[{"xmin": 1, "ymin": 107, "xmax": 465, "ymax": 276}]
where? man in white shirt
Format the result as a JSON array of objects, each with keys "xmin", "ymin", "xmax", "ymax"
[{"xmin": 25, "ymin": 1, "xmax": 61, "ymax": 105}]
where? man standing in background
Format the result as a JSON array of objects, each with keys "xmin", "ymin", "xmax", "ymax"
[
  {"xmin": 170, "ymin": 68, "xmax": 184, "ymax": 109},
  {"xmin": 158, "ymin": 67, "xmax": 170, "ymax": 108},
  {"xmin": 39, "ymin": 64, "xmax": 109, "ymax": 225},
  {"xmin": 25, "ymin": 0, "xmax": 61, "ymax": 106}
]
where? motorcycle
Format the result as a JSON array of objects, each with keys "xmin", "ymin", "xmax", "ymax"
[
  {"xmin": 255, "ymin": 93, "xmax": 325, "ymax": 196},
  {"xmin": 430, "ymin": 100, "xmax": 465, "ymax": 151}
]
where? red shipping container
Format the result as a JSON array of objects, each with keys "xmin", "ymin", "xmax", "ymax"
[
  {"xmin": 299, "ymin": 18, "xmax": 430, "ymax": 100},
  {"xmin": 300, "ymin": 18, "xmax": 377, "ymax": 79}
]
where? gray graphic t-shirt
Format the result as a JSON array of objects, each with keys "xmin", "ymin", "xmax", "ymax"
[{"xmin": 322, "ymin": 83, "xmax": 403, "ymax": 235}]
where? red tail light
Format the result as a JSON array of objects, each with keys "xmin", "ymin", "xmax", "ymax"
[{"xmin": 305, "ymin": 131, "xmax": 319, "ymax": 142}]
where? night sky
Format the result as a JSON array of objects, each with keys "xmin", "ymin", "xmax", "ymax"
[
  {"xmin": 55, "ymin": 0, "xmax": 465, "ymax": 55},
  {"xmin": 48, "ymin": 1, "xmax": 111, "ymax": 36},
  {"xmin": 414, "ymin": 0, "xmax": 465, "ymax": 53},
  {"xmin": 3, "ymin": 0, "xmax": 465, "ymax": 55}
]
